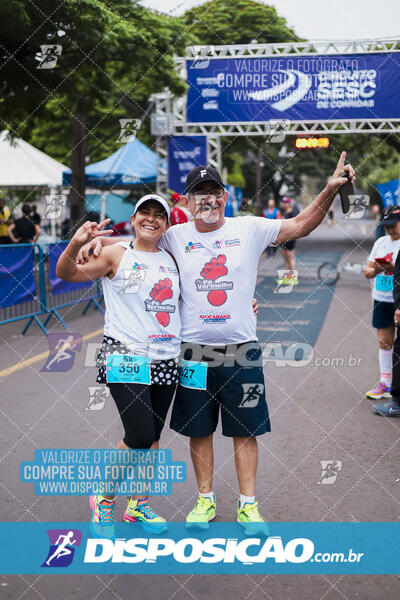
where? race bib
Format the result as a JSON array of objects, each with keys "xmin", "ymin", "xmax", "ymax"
[
  {"xmin": 106, "ymin": 354, "xmax": 151, "ymax": 384},
  {"xmin": 179, "ymin": 359, "xmax": 208, "ymax": 390},
  {"xmin": 376, "ymin": 274, "xmax": 393, "ymax": 293}
]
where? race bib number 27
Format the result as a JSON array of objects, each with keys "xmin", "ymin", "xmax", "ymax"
[{"xmin": 179, "ymin": 359, "xmax": 208, "ymax": 390}]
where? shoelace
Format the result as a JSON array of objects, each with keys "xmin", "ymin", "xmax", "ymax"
[
  {"xmin": 242, "ymin": 502, "xmax": 262, "ymax": 522},
  {"xmin": 195, "ymin": 497, "xmax": 213, "ymax": 514},
  {"xmin": 376, "ymin": 383, "xmax": 388, "ymax": 392},
  {"xmin": 98, "ymin": 500, "xmax": 114, "ymax": 524},
  {"xmin": 137, "ymin": 503, "xmax": 157, "ymax": 519}
]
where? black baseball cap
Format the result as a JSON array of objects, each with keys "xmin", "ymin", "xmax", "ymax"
[
  {"xmin": 184, "ymin": 165, "xmax": 223, "ymax": 194},
  {"xmin": 381, "ymin": 205, "xmax": 400, "ymax": 225}
]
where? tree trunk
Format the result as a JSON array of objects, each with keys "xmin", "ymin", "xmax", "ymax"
[{"xmin": 69, "ymin": 113, "xmax": 87, "ymax": 231}]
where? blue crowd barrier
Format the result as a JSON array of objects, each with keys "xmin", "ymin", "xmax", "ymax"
[
  {"xmin": 0, "ymin": 243, "xmax": 48, "ymax": 334},
  {"xmin": 43, "ymin": 241, "xmax": 104, "ymax": 330},
  {"xmin": 0, "ymin": 242, "xmax": 104, "ymax": 335}
]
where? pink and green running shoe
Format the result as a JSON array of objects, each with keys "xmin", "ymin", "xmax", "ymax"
[
  {"xmin": 89, "ymin": 495, "xmax": 115, "ymax": 539},
  {"xmin": 366, "ymin": 382, "xmax": 391, "ymax": 400}
]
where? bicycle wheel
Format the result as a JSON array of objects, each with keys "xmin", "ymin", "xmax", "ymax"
[{"xmin": 317, "ymin": 262, "xmax": 340, "ymax": 285}]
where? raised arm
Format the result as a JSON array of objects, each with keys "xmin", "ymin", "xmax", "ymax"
[
  {"xmin": 76, "ymin": 234, "xmax": 129, "ymax": 264},
  {"xmin": 56, "ymin": 219, "xmax": 115, "ymax": 282},
  {"xmin": 275, "ymin": 152, "xmax": 355, "ymax": 245}
]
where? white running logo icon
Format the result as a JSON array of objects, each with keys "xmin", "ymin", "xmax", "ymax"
[{"xmin": 46, "ymin": 531, "xmax": 77, "ymax": 566}]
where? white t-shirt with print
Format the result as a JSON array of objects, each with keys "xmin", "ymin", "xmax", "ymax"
[
  {"xmin": 368, "ymin": 235, "xmax": 400, "ymax": 302},
  {"xmin": 159, "ymin": 216, "xmax": 282, "ymax": 344},
  {"xmin": 101, "ymin": 242, "xmax": 181, "ymax": 359}
]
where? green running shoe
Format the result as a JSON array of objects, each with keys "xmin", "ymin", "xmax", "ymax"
[
  {"xmin": 237, "ymin": 501, "xmax": 269, "ymax": 536},
  {"xmin": 123, "ymin": 497, "xmax": 167, "ymax": 534},
  {"xmin": 186, "ymin": 495, "xmax": 216, "ymax": 529}
]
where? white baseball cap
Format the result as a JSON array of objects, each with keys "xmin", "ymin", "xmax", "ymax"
[{"xmin": 133, "ymin": 194, "xmax": 170, "ymax": 222}]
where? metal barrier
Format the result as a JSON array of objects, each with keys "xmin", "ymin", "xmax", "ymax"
[
  {"xmin": 0, "ymin": 243, "xmax": 48, "ymax": 334},
  {"xmin": 0, "ymin": 242, "xmax": 104, "ymax": 335},
  {"xmin": 41, "ymin": 241, "xmax": 104, "ymax": 330},
  {"xmin": 44, "ymin": 279, "xmax": 104, "ymax": 330}
]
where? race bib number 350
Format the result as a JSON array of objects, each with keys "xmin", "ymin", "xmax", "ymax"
[
  {"xmin": 179, "ymin": 359, "xmax": 208, "ymax": 390},
  {"xmin": 106, "ymin": 354, "xmax": 151, "ymax": 384}
]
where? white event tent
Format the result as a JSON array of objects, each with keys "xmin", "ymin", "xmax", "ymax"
[
  {"xmin": 0, "ymin": 131, "xmax": 67, "ymax": 238},
  {"xmin": 0, "ymin": 131, "xmax": 66, "ymax": 188}
]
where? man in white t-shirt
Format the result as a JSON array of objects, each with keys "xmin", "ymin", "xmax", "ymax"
[{"xmin": 79, "ymin": 153, "xmax": 355, "ymax": 533}]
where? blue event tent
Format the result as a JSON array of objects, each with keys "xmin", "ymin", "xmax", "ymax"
[{"xmin": 62, "ymin": 138, "xmax": 159, "ymax": 188}]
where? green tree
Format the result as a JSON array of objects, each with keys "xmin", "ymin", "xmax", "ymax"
[
  {"xmin": 331, "ymin": 133, "xmax": 400, "ymax": 199},
  {"xmin": 0, "ymin": 0, "xmax": 187, "ymax": 226},
  {"xmin": 183, "ymin": 0, "xmax": 299, "ymax": 46}
]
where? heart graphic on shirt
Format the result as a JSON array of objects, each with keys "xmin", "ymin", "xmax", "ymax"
[
  {"xmin": 149, "ymin": 278, "xmax": 173, "ymax": 326},
  {"xmin": 200, "ymin": 254, "xmax": 228, "ymax": 306}
]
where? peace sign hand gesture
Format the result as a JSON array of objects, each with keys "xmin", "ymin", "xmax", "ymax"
[{"xmin": 72, "ymin": 219, "xmax": 114, "ymax": 247}]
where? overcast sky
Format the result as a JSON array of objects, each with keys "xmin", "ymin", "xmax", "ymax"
[{"xmin": 140, "ymin": 0, "xmax": 400, "ymax": 41}]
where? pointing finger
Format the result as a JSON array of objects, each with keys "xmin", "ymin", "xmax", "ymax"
[{"xmin": 337, "ymin": 151, "xmax": 346, "ymax": 170}]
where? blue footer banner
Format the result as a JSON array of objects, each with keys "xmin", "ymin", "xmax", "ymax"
[{"xmin": 1, "ymin": 522, "xmax": 399, "ymax": 574}]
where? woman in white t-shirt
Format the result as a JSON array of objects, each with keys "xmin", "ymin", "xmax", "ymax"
[
  {"xmin": 56, "ymin": 195, "xmax": 181, "ymax": 539},
  {"xmin": 365, "ymin": 206, "xmax": 400, "ymax": 400}
]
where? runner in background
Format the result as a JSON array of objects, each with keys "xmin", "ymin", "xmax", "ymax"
[
  {"xmin": 263, "ymin": 199, "xmax": 281, "ymax": 257},
  {"xmin": 364, "ymin": 206, "xmax": 400, "ymax": 401},
  {"xmin": 374, "ymin": 244, "xmax": 400, "ymax": 416},
  {"xmin": 279, "ymin": 197, "xmax": 299, "ymax": 286},
  {"xmin": 170, "ymin": 192, "xmax": 191, "ymax": 225},
  {"xmin": 263, "ymin": 198, "xmax": 281, "ymax": 220}
]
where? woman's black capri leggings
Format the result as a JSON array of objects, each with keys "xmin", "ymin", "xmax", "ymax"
[{"xmin": 107, "ymin": 383, "xmax": 176, "ymax": 449}]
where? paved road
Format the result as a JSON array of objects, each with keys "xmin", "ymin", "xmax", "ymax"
[{"xmin": 1, "ymin": 217, "xmax": 400, "ymax": 599}]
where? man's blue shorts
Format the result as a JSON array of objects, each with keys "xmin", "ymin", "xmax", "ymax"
[{"xmin": 170, "ymin": 342, "xmax": 270, "ymax": 438}]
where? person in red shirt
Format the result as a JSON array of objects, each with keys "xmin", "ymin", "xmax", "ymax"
[{"xmin": 170, "ymin": 192, "xmax": 191, "ymax": 225}]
